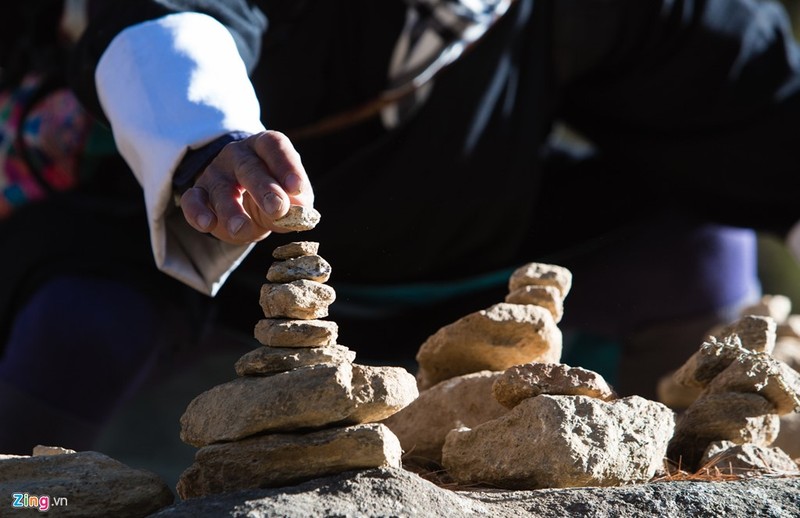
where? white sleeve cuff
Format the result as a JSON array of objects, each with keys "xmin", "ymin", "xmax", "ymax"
[{"xmin": 96, "ymin": 12, "xmax": 267, "ymax": 295}]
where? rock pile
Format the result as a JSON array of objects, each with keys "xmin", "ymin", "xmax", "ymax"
[
  {"xmin": 176, "ymin": 206, "xmax": 419, "ymax": 499},
  {"xmin": 664, "ymin": 314, "xmax": 800, "ymax": 472},
  {"xmin": 414, "ymin": 262, "xmax": 570, "ymax": 390},
  {"xmin": 386, "ymin": 261, "xmax": 675, "ymax": 489}
]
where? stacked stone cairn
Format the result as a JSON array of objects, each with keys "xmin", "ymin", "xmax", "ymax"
[
  {"xmin": 662, "ymin": 305, "xmax": 800, "ymax": 474},
  {"xmin": 384, "ymin": 262, "xmax": 676, "ymax": 489},
  {"xmin": 176, "ymin": 206, "xmax": 419, "ymax": 499}
]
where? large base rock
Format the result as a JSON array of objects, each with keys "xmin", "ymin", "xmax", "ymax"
[
  {"xmin": 177, "ymin": 424, "xmax": 402, "ymax": 499},
  {"xmin": 442, "ymin": 395, "xmax": 675, "ymax": 489}
]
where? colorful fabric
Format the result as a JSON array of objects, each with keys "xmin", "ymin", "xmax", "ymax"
[{"xmin": 0, "ymin": 74, "xmax": 93, "ymax": 218}]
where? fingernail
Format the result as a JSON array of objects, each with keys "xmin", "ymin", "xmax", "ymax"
[
  {"xmin": 228, "ymin": 215, "xmax": 247, "ymax": 236},
  {"xmin": 263, "ymin": 192, "xmax": 284, "ymax": 216},
  {"xmin": 197, "ymin": 213, "xmax": 212, "ymax": 230},
  {"xmin": 284, "ymin": 174, "xmax": 303, "ymax": 195}
]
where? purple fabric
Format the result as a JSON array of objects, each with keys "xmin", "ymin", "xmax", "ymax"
[{"xmin": 0, "ymin": 275, "xmax": 182, "ymax": 423}]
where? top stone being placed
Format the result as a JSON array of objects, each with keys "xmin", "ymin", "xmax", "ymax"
[{"xmin": 273, "ymin": 205, "xmax": 322, "ymax": 232}]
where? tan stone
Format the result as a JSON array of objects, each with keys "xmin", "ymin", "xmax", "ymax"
[
  {"xmin": 666, "ymin": 392, "xmax": 780, "ymax": 471},
  {"xmin": 738, "ymin": 294, "xmax": 792, "ymax": 324},
  {"xmin": 416, "ymin": 303, "xmax": 562, "ymax": 390},
  {"xmin": 716, "ymin": 315, "xmax": 776, "ymax": 354},
  {"xmin": 671, "ymin": 337, "xmax": 749, "ymax": 388},
  {"xmin": 267, "ymin": 254, "xmax": 332, "ymax": 283},
  {"xmin": 254, "ymin": 318, "xmax": 338, "ymax": 347},
  {"xmin": 348, "ymin": 364, "xmax": 420, "ymax": 424},
  {"xmin": 176, "ymin": 423, "xmax": 402, "ymax": 499},
  {"xmin": 260, "ymin": 280, "xmax": 336, "ymax": 320},
  {"xmin": 441, "ymin": 395, "xmax": 674, "ymax": 489},
  {"xmin": 508, "ymin": 262, "xmax": 572, "ymax": 297},
  {"xmin": 382, "ymin": 371, "xmax": 508, "ymax": 465},
  {"xmin": 180, "ymin": 362, "xmax": 418, "ymax": 447},
  {"xmin": 773, "ymin": 337, "xmax": 800, "ymax": 372},
  {"xmin": 180, "ymin": 363, "xmax": 356, "ymax": 447},
  {"xmin": 492, "ymin": 363, "xmax": 616, "ymax": 409},
  {"xmin": 656, "ymin": 371, "xmax": 702, "ymax": 410},
  {"xmin": 273, "ymin": 205, "xmax": 321, "ymax": 231},
  {"xmin": 234, "ymin": 344, "xmax": 355, "ymax": 377},
  {"xmin": 700, "ymin": 441, "xmax": 800, "ymax": 476},
  {"xmin": 702, "ymin": 351, "xmax": 800, "ymax": 415},
  {"xmin": 32, "ymin": 445, "xmax": 76, "ymax": 457},
  {"xmin": 773, "ymin": 411, "xmax": 800, "ymax": 458},
  {"xmin": 0, "ymin": 451, "xmax": 173, "ymax": 516},
  {"xmin": 504, "ymin": 285, "xmax": 563, "ymax": 323},
  {"xmin": 272, "ymin": 241, "xmax": 319, "ymax": 260},
  {"xmin": 777, "ymin": 314, "xmax": 800, "ymax": 339}
]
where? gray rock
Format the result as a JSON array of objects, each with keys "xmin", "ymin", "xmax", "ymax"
[
  {"xmin": 259, "ymin": 280, "xmax": 336, "ymax": 320},
  {"xmin": 253, "ymin": 318, "xmax": 338, "ymax": 347},
  {"xmin": 0, "ymin": 450, "xmax": 173, "ymax": 517},
  {"xmin": 272, "ymin": 241, "xmax": 319, "ymax": 260},
  {"xmin": 267, "ymin": 254, "xmax": 332, "ymax": 283},
  {"xmin": 667, "ymin": 392, "xmax": 780, "ymax": 471},
  {"xmin": 507, "ymin": 262, "xmax": 573, "ymax": 297},
  {"xmin": 149, "ymin": 467, "xmax": 800, "ymax": 518},
  {"xmin": 382, "ymin": 371, "xmax": 508, "ymax": 465},
  {"xmin": 504, "ymin": 285, "xmax": 564, "ymax": 322},
  {"xmin": 492, "ymin": 362, "xmax": 617, "ymax": 409},
  {"xmin": 416, "ymin": 303, "xmax": 562, "ymax": 390},
  {"xmin": 442, "ymin": 395, "xmax": 675, "ymax": 489},
  {"xmin": 272, "ymin": 205, "xmax": 321, "ymax": 231},
  {"xmin": 176, "ymin": 424, "xmax": 403, "ymax": 499},
  {"xmin": 234, "ymin": 344, "xmax": 355, "ymax": 377}
]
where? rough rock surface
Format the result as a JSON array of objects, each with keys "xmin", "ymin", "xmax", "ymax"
[
  {"xmin": 382, "ymin": 371, "xmax": 508, "ymax": 464},
  {"xmin": 773, "ymin": 337, "xmax": 800, "ymax": 372},
  {"xmin": 715, "ymin": 315, "xmax": 776, "ymax": 354},
  {"xmin": 775, "ymin": 411, "xmax": 800, "ymax": 458},
  {"xmin": 180, "ymin": 363, "xmax": 417, "ymax": 447},
  {"xmin": 700, "ymin": 441, "xmax": 800, "ymax": 476},
  {"xmin": 671, "ymin": 338, "xmax": 750, "ymax": 388},
  {"xmin": 272, "ymin": 205, "xmax": 321, "ymax": 231},
  {"xmin": 667, "ymin": 392, "xmax": 780, "ymax": 471},
  {"xmin": 442, "ymin": 395, "xmax": 675, "ymax": 489},
  {"xmin": 504, "ymin": 285, "xmax": 564, "ymax": 322},
  {"xmin": 507, "ymin": 262, "xmax": 573, "ymax": 297},
  {"xmin": 149, "ymin": 467, "xmax": 800, "ymax": 518},
  {"xmin": 267, "ymin": 254, "xmax": 332, "ymax": 283},
  {"xmin": 702, "ymin": 351, "xmax": 800, "ymax": 415},
  {"xmin": 177, "ymin": 424, "xmax": 402, "ymax": 499},
  {"xmin": 272, "ymin": 241, "xmax": 319, "ymax": 260},
  {"xmin": 234, "ymin": 344, "xmax": 355, "ymax": 377},
  {"xmin": 492, "ymin": 363, "xmax": 617, "ymax": 409},
  {"xmin": 0, "ymin": 450, "xmax": 173, "ymax": 517},
  {"xmin": 253, "ymin": 318, "xmax": 338, "ymax": 347},
  {"xmin": 259, "ymin": 280, "xmax": 336, "ymax": 320},
  {"xmin": 416, "ymin": 303, "xmax": 562, "ymax": 390}
]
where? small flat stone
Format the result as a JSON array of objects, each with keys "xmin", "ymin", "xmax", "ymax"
[
  {"xmin": 32, "ymin": 445, "xmax": 76, "ymax": 457},
  {"xmin": 508, "ymin": 263, "xmax": 572, "ymax": 298},
  {"xmin": 273, "ymin": 205, "xmax": 321, "ymax": 231},
  {"xmin": 492, "ymin": 363, "xmax": 617, "ymax": 409},
  {"xmin": 260, "ymin": 280, "xmax": 336, "ymax": 320},
  {"xmin": 254, "ymin": 319, "xmax": 338, "ymax": 347},
  {"xmin": 505, "ymin": 285, "xmax": 564, "ymax": 323},
  {"xmin": 267, "ymin": 255, "xmax": 332, "ymax": 283},
  {"xmin": 272, "ymin": 241, "xmax": 320, "ymax": 260},
  {"xmin": 234, "ymin": 344, "xmax": 355, "ymax": 377}
]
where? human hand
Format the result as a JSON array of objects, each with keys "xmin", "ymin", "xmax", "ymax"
[{"xmin": 178, "ymin": 131, "xmax": 314, "ymax": 244}]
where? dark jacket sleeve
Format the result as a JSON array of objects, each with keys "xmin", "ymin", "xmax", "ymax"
[
  {"xmin": 68, "ymin": 0, "xmax": 267, "ymax": 124},
  {"xmin": 552, "ymin": 0, "xmax": 800, "ymax": 236}
]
